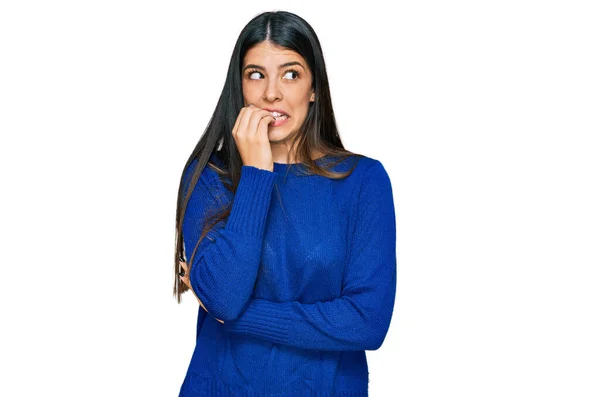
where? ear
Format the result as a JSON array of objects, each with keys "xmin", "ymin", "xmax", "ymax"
[{"xmin": 310, "ymin": 91, "xmax": 315, "ymax": 102}]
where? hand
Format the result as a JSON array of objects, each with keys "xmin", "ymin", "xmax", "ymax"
[
  {"xmin": 232, "ymin": 104, "xmax": 275, "ymax": 172},
  {"xmin": 179, "ymin": 260, "xmax": 224, "ymax": 324}
]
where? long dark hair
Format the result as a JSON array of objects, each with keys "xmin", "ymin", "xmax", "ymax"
[{"xmin": 173, "ymin": 10, "xmax": 363, "ymax": 303}]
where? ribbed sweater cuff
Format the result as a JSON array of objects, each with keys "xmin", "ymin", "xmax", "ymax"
[
  {"xmin": 224, "ymin": 299, "xmax": 292, "ymax": 345},
  {"xmin": 225, "ymin": 166, "xmax": 277, "ymax": 237}
]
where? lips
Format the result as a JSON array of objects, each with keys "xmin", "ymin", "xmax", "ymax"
[
  {"xmin": 270, "ymin": 112, "xmax": 289, "ymax": 120},
  {"xmin": 270, "ymin": 115, "xmax": 290, "ymax": 127},
  {"xmin": 263, "ymin": 108, "xmax": 290, "ymax": 118}
]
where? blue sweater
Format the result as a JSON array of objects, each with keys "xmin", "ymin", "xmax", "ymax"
[{"xmin": 179, "ymin": 152, "xmax": 397, "ymax": 396}]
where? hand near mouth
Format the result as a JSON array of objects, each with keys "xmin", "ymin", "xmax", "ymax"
[{"xmin": 232, "ymin": 104, "xmax": 276, "ymax": 172}]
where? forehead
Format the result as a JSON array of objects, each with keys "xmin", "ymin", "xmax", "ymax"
[{"xmin": 243, "ymin": 42, "xmax": 305, "ymax": 66}]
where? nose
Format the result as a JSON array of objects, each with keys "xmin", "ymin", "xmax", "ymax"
[{"xmin": 263, "ymin": 79, "xmax": 282, "ymax": 102}]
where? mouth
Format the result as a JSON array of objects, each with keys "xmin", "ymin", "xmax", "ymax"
[{"xmin": 268, "ymin": 110, "xmax": 290, "ymax": 121}]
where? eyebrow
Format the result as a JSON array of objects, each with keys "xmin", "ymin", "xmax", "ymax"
[{"xmin": 243, "ymin": 61, "xmax": 306, "ymax": 72}]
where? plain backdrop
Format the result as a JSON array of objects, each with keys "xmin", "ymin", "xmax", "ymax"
[{"xmin": 1, "ymin": 1, "xmax": 599, "ymax": 396}]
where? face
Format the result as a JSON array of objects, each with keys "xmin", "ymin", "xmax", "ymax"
[{"xmin": 242, "ymin": 41, "xmax": 315, "ymax": 145}]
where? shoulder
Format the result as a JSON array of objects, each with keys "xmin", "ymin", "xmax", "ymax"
[
  {"xmin": 323, "ymin": 153, "xmax": 376, "ymax": 174},
  {"xmin": 349, "ymin": 155, "xmax": 391, "ymax": 182},
  {"xmin": 320, "ymin": 154, "xmax": 391, "ymax": 190},
  {"xmin": 351, "ymin": 155, "xmax": 393, "ymax": 196},
  {"xmin": 325, "ymin": 154, "xmax": 392, "ymax": 202},
  {"xmin": 357, "ymin": 155, "xmax": 381, "ymax": 170}
]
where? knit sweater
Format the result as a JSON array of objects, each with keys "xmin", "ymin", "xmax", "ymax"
[{"xmin": 178, "ymin": 152, "xmax": 397, "ymax": 397}]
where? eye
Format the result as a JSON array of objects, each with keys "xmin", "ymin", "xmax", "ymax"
[
  {"xmin": 283, "ymin": 69, "xmax": 300, "ymax": 80},
  {"xmin": 248, "ymin": 70, "xmax": 262, "ymax": 80}
]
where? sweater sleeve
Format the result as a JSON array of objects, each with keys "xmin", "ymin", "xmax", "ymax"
[
  {"xmin": 222, "ymin": 160, "xmax": 397, "ymax": 351},
  {"xmin": 182, "ymin": 161, "xmax": 278, "ymax": 322}
]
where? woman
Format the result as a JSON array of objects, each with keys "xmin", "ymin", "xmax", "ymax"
[{"xmin": 174, "ymin": 10, "xmax": 397, "ymax": 396}]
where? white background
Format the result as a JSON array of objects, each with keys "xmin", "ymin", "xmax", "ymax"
[{"xmin": 1, "ymin": 1, "xmax": 599, "ymax": 396}]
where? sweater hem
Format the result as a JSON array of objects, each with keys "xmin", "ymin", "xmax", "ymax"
[{"xmin": 180, "ymin": 374, "xmax": 368, "ymax": 397}]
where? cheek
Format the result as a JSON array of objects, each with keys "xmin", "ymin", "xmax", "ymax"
[
  {"xmin": 242, "ymin": 85, "xmax": 260, "ymax": 101},
  {"xmin": 292, "ymin": 101, "xmax": 310, "ymax": 116}
]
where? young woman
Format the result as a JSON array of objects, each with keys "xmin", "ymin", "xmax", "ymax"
[{"xmin": 174, "ymin": 10, "xmax": 397, "ymax": 396}]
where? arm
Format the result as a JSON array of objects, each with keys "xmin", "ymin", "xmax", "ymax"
[
  {"xmin": 223, "ymin": 161, "xmax": 397, "ymax": 351},
  {"xmin": 182, "ymin": 160, "xmax": 277, "ymax": 322}
]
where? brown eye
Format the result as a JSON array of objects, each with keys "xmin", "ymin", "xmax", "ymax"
[{"xmin": 283, "ymin": 70, "xmax": 300, "ymax": 80}]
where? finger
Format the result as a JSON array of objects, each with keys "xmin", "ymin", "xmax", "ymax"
[
  {"xmin": 256, "ymin": 114, "xmax": 275, "ymax": 140},
  {"xmin": 179, "ymin": 274, "xmax": 191, "ymax": 290},
  {"xmin": 179, "ymin": 261, "xmax": 188, "ymax": 279},
  {"xmin": 258, "ymin": 112, "xmax": 275, "ymax": 127},
  {"xmin": 232, "ymin": 106, "xmax": 247, "ymax": 138},
  {"xmin": 238, "ymin": 105, "xmax": 257, "ymax": 138},
  {"xmin": 240, "ymin": 104, "xmax": 272, "ymax": 138},
  {"xmin": 248, "ymin": 109, "xmax": 275, "ymax": 138},
  {"xmin": 179, "ymin": 260, "xmax": 188, "ymax": 272}
]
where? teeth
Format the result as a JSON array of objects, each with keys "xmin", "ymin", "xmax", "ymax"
[{"xmin": 270, "ymin": 111, "xmax": 287, "ymax": 117}]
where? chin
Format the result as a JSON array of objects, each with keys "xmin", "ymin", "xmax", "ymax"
[
  {"xmin": 268, "ymin": 130, "xmax": 293, "ymax": 143},
  {"xmin": 268, "ymin": 127, "xmax": 290, "ymax": 137}
]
